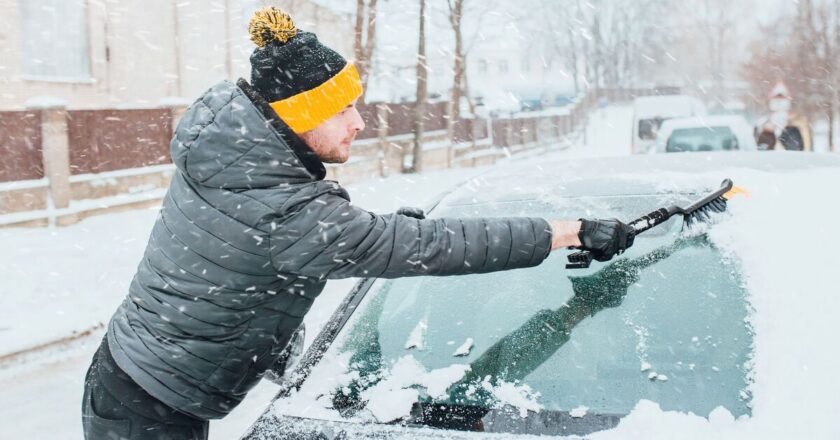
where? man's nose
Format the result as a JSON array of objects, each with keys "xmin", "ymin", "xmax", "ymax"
[{"xmin": 350, "ymin": 107, "xmax": 365, "ymax": 132}]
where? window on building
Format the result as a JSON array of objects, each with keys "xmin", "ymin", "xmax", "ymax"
[
  {"xmin": 20, "ymin": 0, "xmax": 91, "ymax": 81},
  {"xmin": 499, "ymin": 60, "xmax": 509, "ymax": 74},
  {"xmin": 478, "ymin": 59, "xmax": 488, "ymax": 75},
  {"xmin": 521, "ymin": 57, "xmax": 531, "ymax": 73}
]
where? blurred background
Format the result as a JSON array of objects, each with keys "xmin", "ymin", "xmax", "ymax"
[
  {"xmin": 0, "ymin": 0, "xmax": 837, "ymax": 227},
  {"xmin": 0, "ymin": 0, "xmax": 838, "ymax": 438}
]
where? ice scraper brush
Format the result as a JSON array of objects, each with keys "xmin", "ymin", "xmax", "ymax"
[{"xmin": 566, "ymin": 178, "xmax": 746, "ymax": 269}]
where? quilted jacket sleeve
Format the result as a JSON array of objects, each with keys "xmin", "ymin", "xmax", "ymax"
[{"xmin": 268, "ymin": 192, "xmax": 553, "ymax": 280}]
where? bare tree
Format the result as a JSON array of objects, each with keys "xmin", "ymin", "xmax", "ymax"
[
  {"xmin": 445, "ymin": 0, "xmax": 464, "ymax": 167},
  {"xmin": 540, "ymin": 3, "xmax": 581, "ymax": 94},
  {"xmin": 671, "ymin": 0, "xmax": 749, "ymax": 101},
  {"xmin": 741, "ymin": 20, "xmax": 796, "ymax": 113},
  {"xmin": 437, "ymin": 0, "xmax": 499, "ymax": 166},
  {"xmin": 539, "ymin": 0, "xmax": 673, "ymax": 90},
  {"xmin": 455, "ymin": 0, "xmax": 498, "ymax": 116},
  {"xmin": 743, "ymin": 0, "xmax": 839, "ymax": 151},
  {"xmin": 808, "ymin": 0, "xmax": 840, "ymax": 151},
  {"xmin": 407, "ymin": 0, "xmax": 427, "ymax": 173},
  {"xmin": 354, "ymin": 0, "xmax": 379, "ymax": 101}
]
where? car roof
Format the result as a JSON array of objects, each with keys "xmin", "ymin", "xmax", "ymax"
[
  {"xmin": 659, "ymin": 115, "xmax": 751, "ymax": 131},
  {"xmin": 632, "ymin": 95, "xmax": 705, "ymax": 119},
  {"xmin": 434, "ymin": 152, "xmax": 840, "ymax": 207}
]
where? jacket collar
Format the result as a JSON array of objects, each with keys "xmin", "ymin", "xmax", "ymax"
[{"xmin": 236, "ymin": 78, "xmax": 326, "ymax": 181}]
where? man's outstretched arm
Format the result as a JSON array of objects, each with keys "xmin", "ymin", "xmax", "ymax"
[{"xmin": 268, "ymin": 194, "xmax": 632, "ymax": 280}]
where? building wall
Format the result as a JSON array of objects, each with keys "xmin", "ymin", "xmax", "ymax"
[
  {"xmin": 467, "ymin": 41, "xmax": 577, "ymax": 111},
  {"xmin": 0, "ymin": 0, "xmax": 353, "ymax": 110}
]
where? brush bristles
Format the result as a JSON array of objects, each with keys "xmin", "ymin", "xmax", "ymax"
[{"xmin": 685, "ymin": 196, "xmax": 728, "ymax": 226}]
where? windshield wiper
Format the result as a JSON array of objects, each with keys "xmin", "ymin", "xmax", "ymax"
[
  {"xmin": 407, "ymin": 401, "xmax": 624, "ymax": 436},
  {"xmin": 407, "ymin": 401, "xmax": 489, "ymax": 431}
]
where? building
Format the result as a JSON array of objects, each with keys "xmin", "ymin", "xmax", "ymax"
[
  {"xmin": 0, "ymin": 0, "xmax": 353, "ymax": 110},
  {"xmin": 467, "ymin": 39, "xmax": 577, "ymax": 114},
  {"xmin": 0, "ymin": 0, "xmax": 353, "ymax": 226}
]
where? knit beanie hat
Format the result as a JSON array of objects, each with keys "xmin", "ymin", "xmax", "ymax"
[{"xmin": 248, "ymin": 7, "xmax": 363, "ymax": 133}]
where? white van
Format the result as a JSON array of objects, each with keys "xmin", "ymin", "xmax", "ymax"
[
  {"xmin": 655, "ymin": 115, "xmax": 758, "ymax": 153},
  {"xmin": 632, "ymin": 95, "xmax": 707, "ymax": 154}
]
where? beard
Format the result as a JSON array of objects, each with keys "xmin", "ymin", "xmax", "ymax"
[
  {"xmin": 299, "ymin": 130, "xmax": 353, "ymax": 164},
  {"xmin": 319, "ymin": 146, "xmax": 349, "ymax": 164}
]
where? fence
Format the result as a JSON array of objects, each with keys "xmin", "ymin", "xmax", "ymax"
[
  {"xmin": 0, "ymin": 111, "xmax": 43, "ymax": 182},
  {"xmin": 0, "ymin": 86, "xmax": 674, "ymax": 227}
]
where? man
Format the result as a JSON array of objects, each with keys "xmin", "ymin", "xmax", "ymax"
[{"xmin": 82, "ymin": 7, "xmax": 634, "ymax": 439}]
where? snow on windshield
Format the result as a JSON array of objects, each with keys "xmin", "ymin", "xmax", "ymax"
[
  {"xmin": 273, "ymin": 348, "xmax": 545, "ymax": 423},
  {"xmin": 271, "ymin": 163, "xmax": 840, "ymax": 439},
  {"xmin": 588, "ymin": 165, "xmax": 840, "ymax": 439}
]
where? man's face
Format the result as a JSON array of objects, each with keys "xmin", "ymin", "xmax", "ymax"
[{"xmin": 299, "ymin": 100, "xmax": 365, "ymax": 164}]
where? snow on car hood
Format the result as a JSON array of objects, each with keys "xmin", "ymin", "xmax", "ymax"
[{"xmin": 439, "ymin": 152, "xmax": 840, "ymax": 205}]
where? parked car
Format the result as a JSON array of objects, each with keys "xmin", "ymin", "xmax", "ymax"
[
  {"xmin": 655, "ymin": 115, "xmax": 758, "ymax": 153},
  {"xmin": 632, "ymin": 95, "xmax": 707, "ymax": 154},
  {"xmin": 243, "ymin": 152, "xmax": 840, "ymax": 440}
]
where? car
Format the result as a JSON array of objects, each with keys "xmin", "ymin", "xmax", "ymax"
[
  {"xmin": 243, "ymin": 151, "xmax": 840, "ymax": 440},
  {"xmin": 632, "ymin": 95, "xmax": 707, "ymax": 154},
  {"xmin": 655, "ymin": 115, "xmax": 758, "ymax": 154}
]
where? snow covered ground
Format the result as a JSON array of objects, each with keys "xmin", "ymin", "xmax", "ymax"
[{"xmin": 0, "ymin": 105, "xmax": 632, "ymax": 439}]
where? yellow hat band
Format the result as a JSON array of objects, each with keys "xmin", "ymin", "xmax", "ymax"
[{"xmin": 269, "ymin": 63, "xmax": 364, "ymax": 133}]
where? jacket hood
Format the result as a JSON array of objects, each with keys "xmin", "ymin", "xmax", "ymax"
[{"xmin": 170, "ymin": 79, "xmax": 326, "ymax": 189}]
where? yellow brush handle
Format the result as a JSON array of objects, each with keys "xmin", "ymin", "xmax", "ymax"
[{"xmin": 723, "ymin": 186, "xmax": 750, "ymax": 200}]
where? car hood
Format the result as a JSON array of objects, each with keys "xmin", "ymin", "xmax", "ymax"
[{"xmin": 438, "ymin": 151, "xmax": 840, "ymax": 205}]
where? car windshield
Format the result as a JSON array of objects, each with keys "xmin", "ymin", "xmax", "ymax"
[
  {"xmin": 638, "ymin": 118, "xmax": 664, "ymax": 140},
  {"xmin": 666, "ymin": 126, "xmax": 739, "ymax": 152},
  {"xmin": 283, "ymin": 196, "xmax": 753, "ymax": 436}
]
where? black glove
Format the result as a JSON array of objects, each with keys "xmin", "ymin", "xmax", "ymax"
[
  {"xmin": 396, "ymin": 206, "xmax": 425, "ymax": 219},
  {"xmin": 577, "ymin": 218, "xmax": 635, "ymax": 262}
]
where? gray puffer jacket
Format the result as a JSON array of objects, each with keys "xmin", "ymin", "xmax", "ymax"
[{"xmin": 107, "ymin": 78, "xmax": 553, "ymax": 420}]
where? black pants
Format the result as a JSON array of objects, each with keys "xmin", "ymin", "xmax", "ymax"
[{"xmin": 82, "ymin": 337, "xmax": 209, "ymax": 440}]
